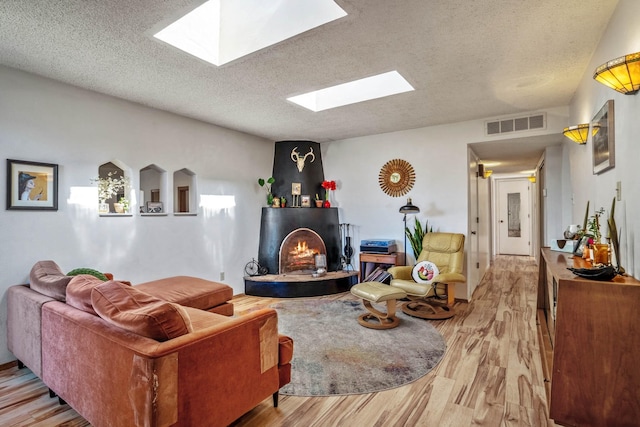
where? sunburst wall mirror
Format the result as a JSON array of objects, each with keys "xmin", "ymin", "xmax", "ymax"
[{"xmin": 378, "ymin": 159, "xmax": 415, "ymax": 197}]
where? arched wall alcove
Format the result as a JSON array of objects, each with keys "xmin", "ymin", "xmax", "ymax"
[
  {"xmin": 173, "ymin": 168, "xmax": 197, "ymax": 215},
  {"xmin": 97, "ymin": 159, "xmax": 132, "ymax": 215},
  {"xmin": 140, "ymin": 164, "xmax": 168, "ymax": 215}
]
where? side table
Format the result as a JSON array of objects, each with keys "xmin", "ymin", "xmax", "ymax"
[{"xmin": 359, "ymin": 252, "xmax": 404, "ymax": 282}]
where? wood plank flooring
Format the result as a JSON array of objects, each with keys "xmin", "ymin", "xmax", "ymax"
[{"xmin": 0, "ymin": 255, "xmax": 555, "ymax": 426}]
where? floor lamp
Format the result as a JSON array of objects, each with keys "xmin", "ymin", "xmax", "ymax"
[{"xmin": 399, "ymin": 198, "xmax": 420, "ymax": 265}]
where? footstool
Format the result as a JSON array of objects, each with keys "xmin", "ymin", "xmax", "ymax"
[
  {"xmin": 350, "ymin": 281, "xmax": 407, "ymax": 329},
  {"xmin": 135, "ymin": 276, "xmax": 234, "ymax": 316}
]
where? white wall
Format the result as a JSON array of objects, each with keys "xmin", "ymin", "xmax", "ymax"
[
  {"xmin": 543, "ymin": 145, "xmax": 565, "ymax": 245},
  {"xmin": 322, "ymin": 107, "xmax": 568, "ymax": 301},
  {"xmin": 0, "ymin": 66, "xmax": 274, "ymax": 364},
  {"xmin": 567, "ymin": 0, "xmax": 640, "ymax": 278}
]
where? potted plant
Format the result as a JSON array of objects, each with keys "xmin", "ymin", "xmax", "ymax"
[
  {"xmin": 315, "ymin": 194, "xmax": 323, "ymax": 208},
  {"xmin": 92, "ymin": 172, "xmax": 130, "ymax": 213},
  {"xmin": 258, "ymin": 177, "xmax": 275, "ymax": 206},
  {"xmin": 405, "ymin": 217, "xmax": 432, "ymax": 259},
  {"xmin": 280, "ymin": 196, "xmax": 287, "ymax": 208},
  {"xmin": 321, "ymin": 180, "xmax": 336, "ymax": 208},
  {"xmin": 114, "ymin": 196, "xmax": 129, "ymax": 214}
]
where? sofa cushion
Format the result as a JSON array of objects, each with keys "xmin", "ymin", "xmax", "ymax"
[
  {"xmin": 134, "ymin": 276, "xmax": 233, "ymax": 311},
  {"xmin": 66, "ymin": 274, "xmax": 108, "ymax": 315},
  {"xmin": 91, "ymin": 280, "xmax": 193, "ymax": 341},
  {"xmin": 29, "ymin": 260, "xmax": 72, "ymax": 301}
]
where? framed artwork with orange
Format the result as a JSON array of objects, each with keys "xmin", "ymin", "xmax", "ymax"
[{"xmin": 7, "ymin": 159, "xmax": 58, "ymax": 210}]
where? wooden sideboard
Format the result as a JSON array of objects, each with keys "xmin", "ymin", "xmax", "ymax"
[{"xmin": 538, "ymin": 248, "xmax": 640, "ymax": 426}]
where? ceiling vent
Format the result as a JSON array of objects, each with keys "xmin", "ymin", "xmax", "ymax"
[{"xmin": 485, "ymin": 113, "xmax": 546, "ymax": 136}]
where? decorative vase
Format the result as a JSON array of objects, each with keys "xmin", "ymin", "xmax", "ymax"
[
  {"xmin": 272, "ymin": 198, "xmax": 280, "ymax": 208},
  {"xmin": 98, "ymin": 202, "xmax": 109, "ymax": 214},
  {"xmin": 113, "ymin": 203, "xmax": 125, "ymax": 214},
  {"xmin": 594, "ymin": 243, "xmax": 609, "ymax": 265},
  {"xmin": 315, "ymin": 200, "xmax": 323, "ymax": 208},
  {"xmin": 323, "ymin": 200, "xmax": 331, "ymax": 208}
]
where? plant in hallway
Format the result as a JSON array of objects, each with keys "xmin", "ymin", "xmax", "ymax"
[
  {"xmin": 258, "ymin": 177, "xmax": 275, "ymax": 206},
  {"xmin": 405, "ymin": 217, "xmax": 432, "ymax": 259},
  {"xmin": 607, "ymin": 197, "xmax": 624, "ymax": 274},
  {"xmin": 587, "ymin": 207, "xmax": 605, "ymax": 243}
]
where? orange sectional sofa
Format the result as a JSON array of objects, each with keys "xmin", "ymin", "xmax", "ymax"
[{"xmin": 7, "ymin": 261, "xmax": 293, "ymax": 426}]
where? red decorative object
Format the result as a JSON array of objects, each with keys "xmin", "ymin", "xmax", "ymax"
[
  {"xmin": 322, "ymin": 180, "xmax": 336, "ymax": 207},
  {"xmin": 321, "ymin": 180, "xmax": 337, "ymax": 191}
]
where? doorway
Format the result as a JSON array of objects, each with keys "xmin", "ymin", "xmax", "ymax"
[{"xmin": 496, "ymin": 178, "xmax": 532, "ymax": 255}]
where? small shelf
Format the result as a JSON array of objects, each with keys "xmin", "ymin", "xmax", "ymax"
[
  {"xmin": 174, "ymin": 212, "xmax": 197, "ymax": 216},
  {"xmin": 99, "ymin": 213, "xmax": 133, "ymax": 217},
  {"xmin": 140, "ymin": 213, "xmax": 168, "ymax": 217}
]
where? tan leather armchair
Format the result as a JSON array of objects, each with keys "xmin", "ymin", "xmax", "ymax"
[{"xmin": 388, "ymin": 232, "xmax": 465, "ymax": 319}]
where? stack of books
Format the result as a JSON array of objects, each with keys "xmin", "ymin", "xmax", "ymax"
[{"xmin": 363, "ymin": 266, "xmax": 392, "ymax": 284}]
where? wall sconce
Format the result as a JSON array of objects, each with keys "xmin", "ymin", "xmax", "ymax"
[
  {"xmin": 593, "ymin": 51, "xmax": 640, "ymax": 95},
  {"xmin": 528, "ymin": 175, "xmax": 536, "ymax": 183},
  {"xmin": 563, "ymin": 124, "xmax": 589, "ymax": 144},
  {"xmin": 478, "ymin": 163, "xmax": 492, "ymax": 179}
]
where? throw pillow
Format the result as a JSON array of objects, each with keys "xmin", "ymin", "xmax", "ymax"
[
  {"xmin": 67, "ymin": 267, "xmax": 109, "ymax": 282},
  {"xmin": 91, "ymin": 280, "xmax": 193, "ymax": 342},
  {"xmin": 29, "ymin": 260, "xmax": 72, "ymax": 301},
  {"xmin": 66, "ymin": 274, "xmax": 106, "ymax": 315},
  {"xmin": 411, "ymin": 261, "xmax": 439, "ymax": 284}
]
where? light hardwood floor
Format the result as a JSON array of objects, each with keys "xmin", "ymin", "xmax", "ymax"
[{"xmin": 0, "ymin": 255, "xmax": 553, "ymax": 426}]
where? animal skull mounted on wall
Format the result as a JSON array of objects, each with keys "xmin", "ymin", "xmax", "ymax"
[{"xmin": 291, "ymin": 147, "xmax": 315, "ymax": 172}]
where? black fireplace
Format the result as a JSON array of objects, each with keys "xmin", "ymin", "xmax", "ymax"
[
  {"xmin": 257, "ymin": 208, "xmax": 341, "ymax": 274},
  {"xmin": 244, "ymin": 141, "xmax": 358, "ymax": 297}
]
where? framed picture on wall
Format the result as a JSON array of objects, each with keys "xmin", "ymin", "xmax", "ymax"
[
  {"xmin": 6, "ymin": 159, "xmax": 58, "ymax": 211},
  {"xmin": 592, "ymin": 99, "xmax": 615, "ymax": 175}
]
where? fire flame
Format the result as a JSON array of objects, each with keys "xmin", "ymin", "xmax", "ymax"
[{"xmin": 289, "ymin": 240, "xmax": 318, "ymax": 258}]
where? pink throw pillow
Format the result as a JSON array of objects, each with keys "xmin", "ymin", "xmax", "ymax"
[{"xmin": 91, "ymin": 280, "xmax": 193, "ymax": 341}]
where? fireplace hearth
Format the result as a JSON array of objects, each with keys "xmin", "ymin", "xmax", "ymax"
[
  {"xmin": 244, "ymin": 140, "xmax": 357, "ymax": 297},
  {"xmin": 244, "ymin": 207, "xmax": 357, "ymax": 297}
]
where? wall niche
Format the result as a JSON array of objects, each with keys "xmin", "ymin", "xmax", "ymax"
[
  {"xmin": 139, "ymin": 164, "xmax": 168, "ymax": 215},
  {"xmin": 97, "ymin": 160, "xmax": 132, "ymax": 215},
  {"xmin": 173, "ymin": 168, "xmax": 197, "ymax": 215}
]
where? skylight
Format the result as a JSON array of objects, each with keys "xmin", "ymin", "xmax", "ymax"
[
  {"xmin": 287, "ymin": 71, "xmax": 415, "ymax": 112},
  {"xmin": 154, "ymin": 0, "xmax": 347, "ymax": 66}
]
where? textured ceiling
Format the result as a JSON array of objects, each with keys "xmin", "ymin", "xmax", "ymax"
[{"xmin": 0, "ymin": 0, "xmax": 619, "ymax": 173}]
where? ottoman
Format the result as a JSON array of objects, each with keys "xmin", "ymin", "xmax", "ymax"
[
  {"xmin": 350, "ymin": 281, "xmax": 407, "ymax": 329},
  {"xmin": 135, "ymin": 276, "xmax": 234, "ymax": 316}
]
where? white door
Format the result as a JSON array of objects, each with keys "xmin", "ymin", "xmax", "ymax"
[
  {"xmin": 467, "ymin": 151, "xmax": 480, "ymax": 299},
  {"xmin": 497, "ymin": 179, "xmax": 531, "ymax": 255}
]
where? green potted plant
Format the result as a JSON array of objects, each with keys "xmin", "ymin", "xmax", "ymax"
[
  {"xmin": 280, "ymin": 196, "xmax": 287, "ymax": 208},
  {"xmin": 258, "ymin": 177, "xmax": 275, "ymax": 206},
  {"xmin": 405, "ymin": 217, "xmax": 432, "ymax": 259},
  {"xmin": 115, "ymin": 196, "xmax": 130, "ymax": 213}
]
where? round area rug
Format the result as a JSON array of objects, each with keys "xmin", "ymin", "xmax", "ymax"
[{"xmin": 271, "ymin": 299, "xmax": 446, "ymax": 396}]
